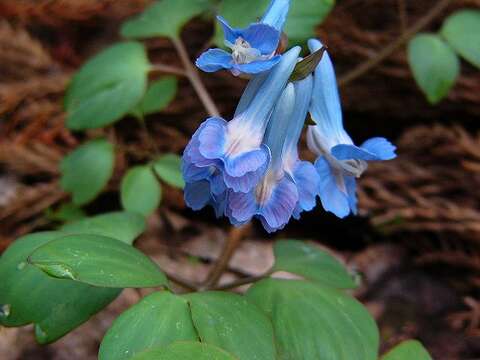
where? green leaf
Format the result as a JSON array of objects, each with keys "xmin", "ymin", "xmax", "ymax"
[
  {"xmin": 247, "ymin": 279, "xmax": 379, "ymax": 360},
  {"xmin": 121, "ymin": 0, "xmax": 211, "ymax": 40},
  {"xmin": 45, "ymin": 203, "xmax": 86, "ymax": 222},
  {"xmin": 130, "ymin": 342, "xmax": 237, "ymax": 360},
  {"xmin": 121, "ymin": 166, "xmax": 162, "ymax": 216},
  {"xmin": 132, "ymin": 77, "xmax": 178, "ymax": 118},
  {"xmin": 65, "ymin": 42, "xmax": 149, "ymax": 130},
  {"xmin": 153, "ymin": 154, "xmax": 185, "ymax": 189},
  {"xmin": 214, "ymin": 0, "xmax": 335, "ymax": 46},
  {"xmin": 272, "ymin": 239, "xmax": 357, "ymax": 289},
  {"xmin": 60, "ymin": 211, "xmax": 146, "ymax": 244},
  {"xmin": 29, "ymin": 234, "xmax": 168, "ymax": 288},
  {"xmin": 99, "ymin": 292, "xmax": 198, "ymax": 360},
  {"xmin": 441, "ymin": 10, "xmax": 480, "ymax": 69},
  {"xmin": 284, "ymin": 0, "xmax": 335, "ymax": 45},
  {"xmin": 60, "ymin": 138, "xmax": 115, "ymax": 206},
  {"xmin": 183, "ymin": 291, "xmax": 276, "ymax": 360},
  {"xmin": 0, "ymin": 232, "xmax": 120, "ymax": 343},
  {"xmin": 382, "ymin": 340, "xmax": 432, "ymax": 360},
  {"xmin": 407, "ymin": 33, "xmax": 460, "ymax": 104},
  {"xmin": 290, "ymin": 46, "xmax": 327, "ymax": 81}
]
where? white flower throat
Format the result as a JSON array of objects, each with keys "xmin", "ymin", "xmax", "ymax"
[{"xmin": 229, "ymin": 37, "xmax": 263, "ymax": 64}]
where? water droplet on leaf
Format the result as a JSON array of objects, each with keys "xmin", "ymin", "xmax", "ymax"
[
  {"xmin": 35, "ymin": 263, "xmax": 76, "ymax": 280},
  {"xmin": 17, "ymin": 261, "xmax": 26, "ymax": 270},
  {"xmin": 0, "ymin": 304, "xmax": 11, "ymax": 318}
]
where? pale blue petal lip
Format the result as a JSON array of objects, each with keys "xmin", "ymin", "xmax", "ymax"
[
  {"xmin": 195, "ymin": 48, "xmax": 232, "ymax": 72},
  {"xmin": 314, "ymin": 157, "xmax": 351, "ymax": 218},
  {"xmin": 292, "ymin": 161, "xmax": 319, "ymax": 219},
  {"xmin": 239, "ymin": 23, "xmax": 280, "ymax": 54},
  {"xmin": 258, "ymin": 177, "xmax": 298, "ymax": 232},
  {"xmin": 198, "ymin": 118, "xmax": 228, "ymax": 160},
  {"xmin": 233, "ymin": 56, "xmax": 281, "ymax": 74},
  {"xmin": 360, "ymin": 137, "xmax": 397, "ymax": 160},
  {"xmin": 308, "ymin": 38, "xmax": 346, "ymax": 142},
  {"xmin": 261, "ymin": 0, "xmax": 290, "ymax": 32},
  {"xmin": 331, "ymin": 137, "xmax": 397, "ymax": 161},
  {"xmin": 184, "ymin": 180, "xmax": 211, "ymax": 211}
]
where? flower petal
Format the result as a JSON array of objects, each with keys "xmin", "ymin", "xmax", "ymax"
[
  {"xmin": 182, "ymin": 162, "xmax": 211, "ymax": 182},
  {"xmin": 361, "ymin": 137, "xmax": 397, "ymax": 160},
  {"xmin": 331, "ymin": 137, "xmax": 396, "ymax": 161},
  {"xmin": 314, "ymin": 157, "xmax": 351, "ymax": 218},
  {"xmin": 228, "ymin": 191, "xmax": 257, "ymax": 223},
  {"xmin": 234, "ymin": 55, "xmax": 281, "ymax": 74},
  {"xmin": 184, "ymin": 180, "xmax": 211, "ymax": 210},
  {"xmin": 261, "ymin": 0, "xmax": 290, "ymax": 32},
  {"xmin": 308, "ymin": 39, "xmax": 352, "ymax": 148},
  {"xmin": 196, "ymin": 48, "xmax": 232, "ymax": 73},
  {"xmin": 345, "ymin": 176, "xmax": 358, "ymax": 215},
  {"xmin": 258, "ymin": 176, "xmax": 298, "ymax": 232},
  {"xmin": 198, "ymin": 117, "xmax": 228, "ymax": 159},
  {"xmin": 240, "ymin": 23, "xmax": 280, "ymax": 54},
  {"xmin": 234, "ymin": 72, "xmax": 269, "ymax": 117},
  {"xmin": 224, "ymin": 145, "xmax": 270, "ymax": 178},
  {"xmin": 292, "ymin": 161, "xmax": 320, "ymax": 219},
  {"xmin": 216, "ymin": 16, "xmax": 240, "ymax": 44}
]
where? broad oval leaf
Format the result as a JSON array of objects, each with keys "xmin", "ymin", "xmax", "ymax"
[
  {"xmin": 65, "ymin": 42, "xmax": 149, "ymax": 130},
  {"xmin": 130, "ymin": 342, "xmax": 237, "ymax": 360},
  {"xmin": 382, "ymin": 340, "xmax": 432, "ymax": 360},
  {"xmin": 0, "ymin": 232, "xmax": 120, "ymax": 343},
  {"xmin": 407, "ymin": 33, "xmax": 460, "ymax": 104},
  {"xmin": 153, "ymin": 154, "xmax": 185, "ymax": 189},
  {"xmin": 121, "ymin": 166, "xmax": 162, "ymax": 216},
  {"xmin": 132, "ymin": 77, "xmax": 178, "ymax": 118},
  {"xmin": 99, "ymin": 292, "xmax": 197, "ymax": 360},
  {"xmin": 183, "ymin": 291, "xmax": 276, "ymax": 360},
  {"xmin": 121, "ymin": 0, "xmax": 211, "ymax": 40},
  {"xmin": 272, "ymin": 239, "xmax": 357, "ymax": 289},
  {"xmin": 441, "ymin": 10, "xmax": 480, "ymax": 69},
  {"xmin": 60, "ymin": 138, "xmax": 115, "ymax": 206},
  {"xmin": 29, "ymin": 234, "xmax": 168, "ymax": 288},
  {"xmin": 214, "ymin": 0, "xmax": 334, "ymax": 46},
  {"xmin": 60, "ymin": 211, "xmax": 146, "ymax": 245},
  {"xmin": 246, "ymin": 279, "xmax": 379, "ymax": 360}
]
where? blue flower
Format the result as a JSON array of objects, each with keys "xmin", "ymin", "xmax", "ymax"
[
  {"xmin": 306, "ymin": 39, "xmax": 397, "ymax": 218},
  {"xmin": 196, "ymin": 0, "xmax": 290, "ymax": 76},
  {"xmin": 182, "ymin": 46, "xmax": 301, "ymax": 214},
  {"xmin": 228, "ymin": 75, "xmax": 317, "ymax": 233}
]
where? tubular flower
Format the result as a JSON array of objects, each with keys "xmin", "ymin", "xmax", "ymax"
[
  {"xmin": 196, "ymin": 0, "xmax": 290, "ymax": 76},
  {"xmin": 182, "ymin": 46, "xmax": 301, "ymax": 214},
  {"xmin": 306, "ymin": 39, "xmax": 397, "ymax": 218},
  {"xmin": 228, "ymin": 75, "xmax": 317, "ymax": 233}
]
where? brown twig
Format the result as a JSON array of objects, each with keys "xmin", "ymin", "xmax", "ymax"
[
  {"xmin": 165, "ymin": 271, "xmax": 199, "ymax": 292},
  {"xmin": 202, "ymin": 224, "xmax": 252, "ymax": 289},
  {"xmin": 149, "ymin": 63, "xmax": 187, "ymax": 77},
  {"xmin": 172, "ymin": 37, "xmax": 220, "ymax": 117},
  {"xmin": 212, "ymin": 270, "xmax": 273, "ymax": 291},
  {"xmin": 338, "ymin": 0, "xmax": 453, "ymax": 87}
]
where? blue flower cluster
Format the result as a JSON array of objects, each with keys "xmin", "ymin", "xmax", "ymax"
[{"xmin": 183, "ymin": 0, "xmax": 396, "ymax": 232}]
